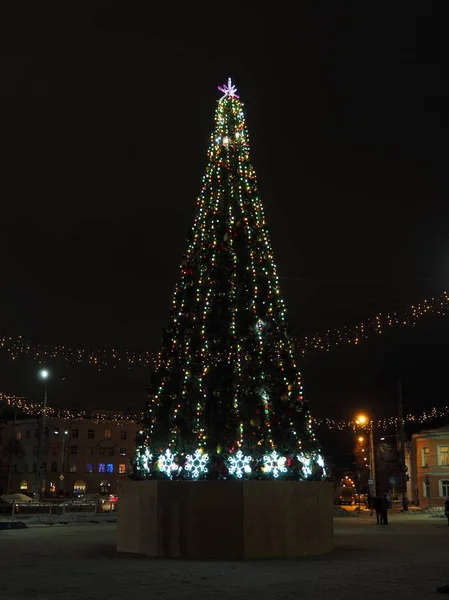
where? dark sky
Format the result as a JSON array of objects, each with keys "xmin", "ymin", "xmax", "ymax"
[{"xmin": 1, "ymin": 3, "xmax": 449, "ymax": 464}]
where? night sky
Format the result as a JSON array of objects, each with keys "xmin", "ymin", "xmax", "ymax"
[{"xmin": 1, "ymin": 3, "xmax": 449, "ymax": 466}]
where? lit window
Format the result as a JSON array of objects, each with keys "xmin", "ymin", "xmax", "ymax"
[
  {"xmin": 120, "ymin": 448, "xmax": 126, "ymax": 456},
  {"xmin": 106, "ymin": 464, "xmax": 114, "ymax": 474},
  {"xmin": 439, "ymin": 446, "xmax": 449, "ymax": 466},
  {"xmin": 422, "ymin": 447, "xmax": 430, "ymax": 467},
  {"xmin": 118, "ymin": 464, "xmax": 126, "ymax": 474},
  {"xmin": 86, "ymin": 463, "xmax": 93, "ymax": 473},
  {"xmin": 72, "ymin": 429, "xmax": 79, "ymax": 439},
  {"xmin": 120, "ymin": 431, "xmax": 127, "ymax": 440},
  {"xmin": 104, "ymin": 430, "xmax": 111, "ymax": 439},
  {"xmin": 440, "ymin": 480, "xmax": 449, "ymax": 497},
  {"xmin": 98, "ymin": 463, "xmax": 106, "ymax": 473}
]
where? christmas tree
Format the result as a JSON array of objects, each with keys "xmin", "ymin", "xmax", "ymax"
[{"xmin": 133, "ymin": 79, "xmax": 324, "ymax": 481}]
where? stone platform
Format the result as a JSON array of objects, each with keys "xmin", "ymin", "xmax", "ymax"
[{"xmin": 117, "ymin": 479, "xmax": 333, "ymax": 559}]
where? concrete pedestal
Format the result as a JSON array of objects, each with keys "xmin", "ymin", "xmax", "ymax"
[{"xmin": 117, "ymin": 479, "xmax": 333, "ymax": 559}]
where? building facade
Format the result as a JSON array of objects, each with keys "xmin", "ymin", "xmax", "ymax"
[
  {"xmin": 408, "ymin": 425, "xmax": 449, "ymax": 507},
  {"xmin": 0, "ymin": 413, "xmax": 140, "ymax": 496}
]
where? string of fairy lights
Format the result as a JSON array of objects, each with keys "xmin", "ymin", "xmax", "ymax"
[
  {"xmin": 0, "ymin": 292, "xmax": 447, "ymax": 370},
  {"xmin": 0, "ymin": 392, "xmax": 448, "ymax": 430}
]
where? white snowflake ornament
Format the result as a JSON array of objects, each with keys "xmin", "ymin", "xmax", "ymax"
[
  {"xmin": 185, "ymin": 449, "xmax": 209, "ymax": 479},
  {"xmin": 228, "ymin": 450, "xmax": 252, "ymax": 478},
  {"xmin": 263, "ymin": 450, "xmax": 287, "ymax": 478}
]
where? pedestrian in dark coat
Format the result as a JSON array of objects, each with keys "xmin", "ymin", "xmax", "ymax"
[
  {"xmin": 373, "ymin": 495, "xmax": 382, "ymax": 524},
  {"xmin": 380, "ymin": 493, "xmax": 389, "ymax": 525}
]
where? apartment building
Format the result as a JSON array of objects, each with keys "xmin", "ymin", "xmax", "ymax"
[
  {"xmin": 408, "ymin": 424, "xmax": 449, "ymax": 507},
  {"xmin": 0, "ymin": 413, "xmax": 140, "ymax": 495}
]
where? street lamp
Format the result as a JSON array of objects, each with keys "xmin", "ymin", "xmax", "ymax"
[
  {"xmin": 54, "ymin": 429, "xmax": 69, "ymax": 492},
  {"xmin": 35, "ymin": 369, "xmax": 50, "ymax": 500},
  {"xmin": 355, "ymin": 413, "xmax": 376, "ymax": 497}
]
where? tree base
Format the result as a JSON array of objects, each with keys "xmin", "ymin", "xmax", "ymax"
[{"xmin": 117, "ymin": 479, "xmax": 333, "ymax": 559}]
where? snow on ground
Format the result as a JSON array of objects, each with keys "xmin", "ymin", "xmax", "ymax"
[{"xmin": 0, "ymin": 512, "xmax": 448, "ymax": 600}]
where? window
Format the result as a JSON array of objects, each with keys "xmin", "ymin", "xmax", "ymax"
[
  {"xmin": 440, "ymin": 480, "xmax": 449, "ymax": 497},
  {"xmin": 86, "ymin": 463, "xmax": 93, "ymax": 473},
  {"xmin": 108, "ymin": 447, "xmax": 115, "ymax": 456},
  {"xmin": 422, "ymin": 447, "xmax": 430, "ymax": 467},
  {"xmin": 99, "ymin": 447, "xmax": 106, "ymax": 456},
  {"xmin": 88, "ymin": 430, "xmax": 95, "ymax": 439},
  {"xmin": 439, "ymin": 446, "xmax": 449, "ymax": 466},
  {"xmin": 13, "ymin": 464, "xmax": 18, "ymax": 473},
  {"xmin": 423, "ymin": 478, "xmax": 430, "ymax": 498},
  {"xmin": 104, "ymin": 430, "xmax": 111, "ymax": 439},
  {"xmin": 53, "ymin": 427, "xmax": 59, "ymax": 436},
  {"xmin": 106, "ymin": 464, "xmax": 114, "ymax": 473},
  {"xmin": 118, "ymin": 464, "xmax": 126, "ymax": 474},
  {"xmin": 120, "ymin": 430, "xmax": 127, "ymax": 440},
  {"xmin": 71, "ymin": 445, "xmax": 78, "ymax": 455},
  {"xmin": 52, "ymin": 445, "xmax": 58, "ymax": 455},
  {"xmin": 98, "ymin": 463, "xmax": 105, "ymax": 473},
  {"xmin": 51, "ymin": 462, "xmax": 57, "ymax": 472},
  {"xmin": 26, "ymin": 429, "xmax": 30, "ymax": 439},
  {"xmin": 120, "ymin": 448, "xmax": 126, "ymax": 456},
  {"xmin": 72, "ymin": 429, "xmax": 79, "ymax": 439},
  {"xmin": 35, "ymin": 429, "xmax": 39, "ymax": 438}
]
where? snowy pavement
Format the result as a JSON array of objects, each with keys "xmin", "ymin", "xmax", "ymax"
[{"xmin": 0, "ymin": 512, "xmax": 447, "ymax": 600}]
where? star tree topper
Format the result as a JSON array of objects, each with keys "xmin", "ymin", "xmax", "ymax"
[{"xmin": 218, "ymin": 77, "xmax": 239, "ymax": 99}]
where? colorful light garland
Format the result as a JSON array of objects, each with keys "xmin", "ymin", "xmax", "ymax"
[
  {"xmin": 0, "ymin": 392, "xmax": 448, "ymax": 430},
  {"xmin": 0, "ymin": 292, "xmax": 447, "ymax": 370}
]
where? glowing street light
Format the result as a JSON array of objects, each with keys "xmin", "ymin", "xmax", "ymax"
[
  {"xmin": 35, "ymin": 369, "xmax": 50, "ymax": 499},
  {"xmin": 355, "ymin": 412, "xmax": 376, "ymax": 496},
  {"xmin": 358, "ymin": 436, "xmax": 365, "ymax": 443}
]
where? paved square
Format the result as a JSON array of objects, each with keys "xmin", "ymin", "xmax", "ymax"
[{"xmin": 0, "ymin": 512, "xmax": 447, "ymax": 599}]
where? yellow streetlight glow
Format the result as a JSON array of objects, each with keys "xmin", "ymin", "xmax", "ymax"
[
  {"xmin": 358, "ymin": 436, "xmax": 364, "ymax": 442},
  {"xmin": 355, "ymin": 414, "xmax": 368, "ymax": 425}
]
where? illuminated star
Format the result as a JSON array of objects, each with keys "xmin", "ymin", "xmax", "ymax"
[{"xmin": 218, "ymin": 77, "xmax": 239, "ymax": 99}]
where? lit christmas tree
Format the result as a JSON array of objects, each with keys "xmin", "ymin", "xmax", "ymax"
[{"xmin": 133, "ymin": 79, "xmax": 324, "ymax": 481}]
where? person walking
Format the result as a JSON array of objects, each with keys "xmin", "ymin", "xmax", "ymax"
[
  {"xmin": 444, "ymin": 497, "xmax": 449, "ymax": 526},
  {"xmin": 380, "ymin": 492, "xmax": 389, "ymax": 525},
  {"xmin": 373, "ymin": 494, "xmax": 382, "ymax": 524}
]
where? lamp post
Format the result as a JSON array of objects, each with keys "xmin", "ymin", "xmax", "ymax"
[
  {"xmin": 356, "ymin": 414, "xmax": 376, "ymax": 498},
  {"xmin": 35, "ymin": 369, "xmax": 49, "ymax": 500},
  {"xmin": 54, "ymin": 428, "xmax": 69, "ymax": 492}
]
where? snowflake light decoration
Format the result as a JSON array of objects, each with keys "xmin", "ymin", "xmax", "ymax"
[
  {"xmin": 185, "ymin": 449, "xmax": 209, "ymax": 479},
  {"xmin": 218, "ymin": 77, "xmax": 239, "ymax": 99},
  {"xmin": 263, "ymin": 450, "xmax": 287, "ymax": 479},
  {"xmin": 314, "ymin": 453, "xmax": 327, "ymax": 478},
  {"xmin": 158, "ymin": 449, "xmax": 180, "ymax": 479},
  {"xmin": 228, "ymin": 450, "xmax": 252, "ymax": 478},
  {"xmin": 140, "ymin": 449, "xmax": 153, "ymax": 473},
  {"xmin": 297, "ymin": 452, "xmax": 312, "ymax": 478}
]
